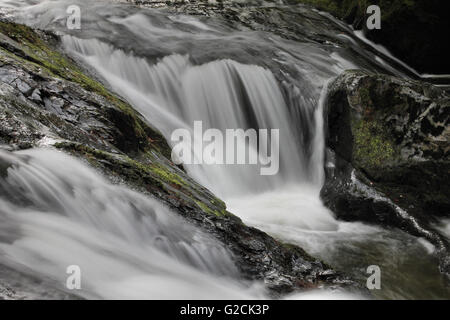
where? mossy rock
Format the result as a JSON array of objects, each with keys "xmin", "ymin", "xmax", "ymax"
[
  {"xmin": 327, "ymin": 69, "xmax": 449, "ymax": 202},
  {"xmin": 327, "ymin": 70, "xmax": 449, "ymax": 176},
  {"xmin": 323, "ymin": 69, "xmax": 450, "ymax": 275},
  {"xmin": 53, "ymin": 142, "xmax": 231, "ymax": 218},
  {"xmin": 0, "ymin": 21, "xmax": 171, "ymax": 157},
  {"xmin": 352, "ymin": 117, "xmax": 396, "ymax": 172}
]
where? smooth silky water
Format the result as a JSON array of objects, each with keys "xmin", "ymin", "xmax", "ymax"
[
  {"xmin": 0, "ymin": 149, "xmax": 265, "ymax": 299},
  {"xmin": 2, "ymin": 0, "xmax": 449, "ymax": 299}
]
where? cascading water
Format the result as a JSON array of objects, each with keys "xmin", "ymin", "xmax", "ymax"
[
  {"xmin": 61, "ymin": 37, "xmax": 319, "ymax": 197},
  {"xmin": 54, "ymin": 8, "xmax": 354, "ymax": 234},
  {"xmin": 0, "ymin": 149, "xmax": 264, "ymax": 299},
  {"xmin": 2, "ymin": 0, "xmax": 449, "ymax": 299}
]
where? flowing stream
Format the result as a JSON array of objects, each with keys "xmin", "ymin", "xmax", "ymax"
[
  {"xmin": 1, "ymin": 0, "xmax": 449, "ymax": 299},
  {"xmin": 0, "ymin": 149, "xmax": 263, "ymax": 299}
]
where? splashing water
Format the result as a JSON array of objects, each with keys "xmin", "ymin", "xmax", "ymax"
[
  {"xmin": 0, "ymin": 149, "xmax": 265, "ymax": 299},
  {"xmin": 2, "ymin": 0, "xmax": 449, "ymax": 299}
]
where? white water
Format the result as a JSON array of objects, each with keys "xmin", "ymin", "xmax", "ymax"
[
  {"xmin": 62, "ymin": 37, "xmax": 322, "ymax": 197},
  {"xmin": 59, "ymin": 34, "xmax": 353, "ymax": 258},
  {"xmin": 2, "ymin": 0, "xmax": 449, "ymax": 299},
  {"xmin": 56, "ymin": 12, "xmax": 350, "ymax": 246},
  {"xmin": 0, "ymin": 149, "xmax": 264, "ymax": 299}
]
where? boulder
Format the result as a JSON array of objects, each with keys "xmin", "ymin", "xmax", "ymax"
[{"xmin": 322, "ymin": 69, "xmax": 450, "ymax": 275}]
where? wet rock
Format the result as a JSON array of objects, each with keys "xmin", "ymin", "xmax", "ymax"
[
  {"xmin": 124, "ymin": 0, "xmax": 354, "ymax": 48},
  {"xmin": 292, "ymin": 0, "xmax": 450, "ymax": 74},
  {"xmin": 322, "ymin": 69, "xmax": 450, "ymax": 276}
]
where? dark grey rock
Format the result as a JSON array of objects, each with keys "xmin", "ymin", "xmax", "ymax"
[{"xmin": 321, "ymin": 69, "xmax": 450, "ymax": 276}]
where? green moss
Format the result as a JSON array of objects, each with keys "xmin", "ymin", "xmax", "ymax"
[
  {"xmin": 134, "ymin": 160, "xmax": 187, "ymax": 188},
  {"xmin": 352, "ymin": 118, "xmax": 395, "ymax": 169},
  {"xmin": 0, "ymin": 21, "xmax": 92, "ymax": 85},
  {"xmin": 359, "ymin": 87, "xmax": 372, "ymax": 107},
  {"xmin": 150, "ymin": 165, "xmax": 186, "ymax": 187},
  {"xmin": 54, "ymin": 142, "xmax": 178, "ymax": 186},
  {"xmin": 54, "ymin": 142, "xmax": 230, "ymax": 217},
  {"xmin": 0, "ymin": 22, "xmax": 170, "ymax": 156},
  {"xmin": 281, "ymin": 242, "xmax": 317, "ymax": 263},
  {"xmin": 194, "ymin": 200, "xmax": 228, "ymax": 217},
  {"xmin": 54, "ymin": 142, "xmax": 113, "ymax": 164},
  {"xmin": 210, "ymin": 198, "xmax": 226, "ymax": 209}
]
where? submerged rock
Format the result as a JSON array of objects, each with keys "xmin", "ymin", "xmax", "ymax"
[
  {"xmin": 322, "ymin": 69, "xmax": 450, "ymax": 276},
  {"xmin": 0, "ymin": 21, "xmax": 363, "ymax": 297}
]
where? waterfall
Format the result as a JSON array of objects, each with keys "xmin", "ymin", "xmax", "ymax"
[
  {"xmin": 0, "ymin": 149, "xmax": 262, "ymax": 299},
  {"xmin": 5, "ymin": 0, "xmax": 447, "ymax": 300},
  {"xmin": 62, "ymin": 36, "xmax": 325, "ymax": 198}
]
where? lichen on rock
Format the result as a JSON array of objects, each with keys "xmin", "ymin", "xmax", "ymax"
[{"xmin": 322, "ymin": 69, "xmax": 450, "ymax": 276}]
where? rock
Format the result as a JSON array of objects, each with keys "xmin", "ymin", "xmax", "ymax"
[
  {"xmin": 0, "ymin": 21, "xmax": 363, "ymax": 297},
  {"xmin": 138, "ymin": 0, "xmax": 450, "ymax": 74},
  {"xmin": 124, "ymin": 0, "xmax": 355, "ymax": 46},
  {"xmin": 322, "ymin": 69, "xmax": 450, "ymax": 275},
  {"xmin": 292, "ymin": 0, "xmax": 450, "ymax": 74}
]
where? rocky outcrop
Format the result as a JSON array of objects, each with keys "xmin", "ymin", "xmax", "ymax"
[
  {"xmin": 292, "ymin": 0, "xmax": 450, "ymax": 74},
  {"xmin": 321, "ymin": 69, "xmax": 450, "ymax": 275},
  {"xmin": 130, "ymin": 0, "xmax": 450, "ymax": 74},
  {"xmin": 0, "ymin": 21, "xmax": 363, "ymax": 297},
  {"xmin": 124, "ymin": 0, "xmax": 355, "ymax": 45}
]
